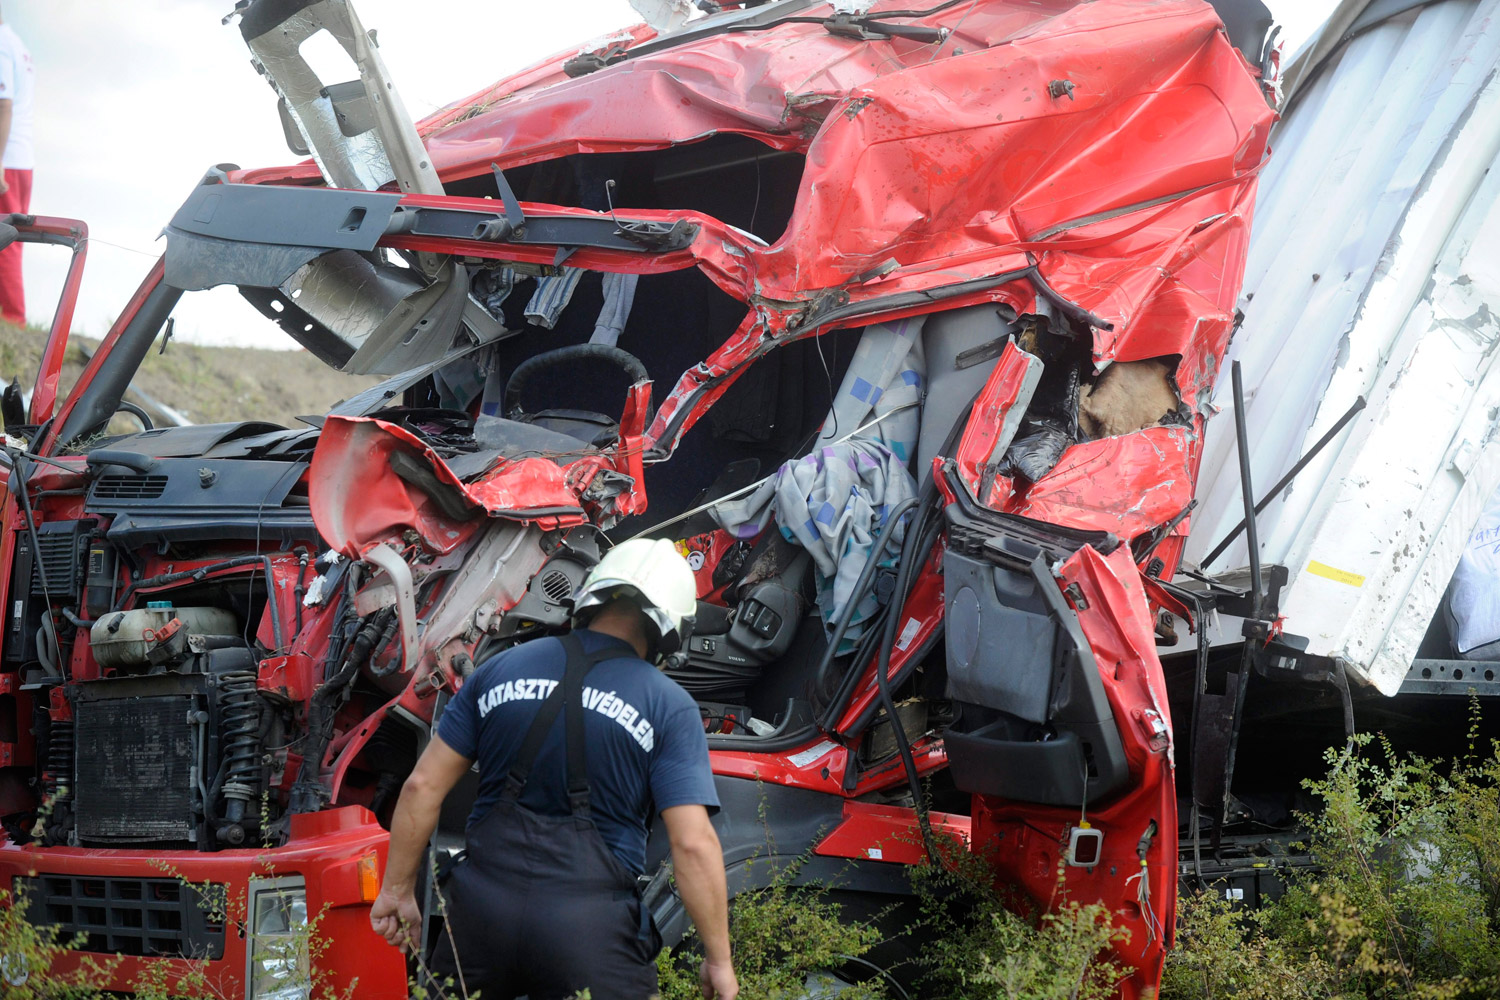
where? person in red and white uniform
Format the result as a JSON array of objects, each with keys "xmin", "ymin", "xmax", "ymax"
[{"xmin": 0, "ymin": 8, "xmax": 34, "ymax": 326}]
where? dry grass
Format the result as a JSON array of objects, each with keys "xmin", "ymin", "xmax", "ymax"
[{"xmin": 0, "ymin": 321, "xmax": 380, "ymax": 429}]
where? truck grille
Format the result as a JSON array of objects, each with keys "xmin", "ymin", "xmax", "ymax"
[
  {"xmin": 16, "ymin": 875, "xmax": 226, "ymax": 959},
  {"xmin": 74, "ymin": 694, "xmax": 197, "ymax": 844}
]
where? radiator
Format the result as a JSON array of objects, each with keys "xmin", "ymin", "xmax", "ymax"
[{"xmin": 74, "ymin": 694, "xmax": 198, "ymax": 844}]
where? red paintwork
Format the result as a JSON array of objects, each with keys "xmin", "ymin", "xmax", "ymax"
[
  {"xmin": 0, "ymin": 807, "xmax": 404, "ymax": 998},
  {"xmin": 258, "ymin": 652, "xmax": 317, "ymax": 705},
  {"xmin": 0, "ymin": 3, "xmax": 1277, "ymax": 996},
  {"xmin": 239, "ymin": 0, "xmax": 1274, "ymax": 466},
  {"xmin": 310, "ymin": 404, "xmax": 651, "ymax": 555},
  {"xmin": 676, "ymin": 528, "xmax": 746, "ymax": 601},
  {"xmin": 972, "ymin": 544, "xmax": 1180, "ymax": 996},
  {"xmin": 814, "ymin": 801, "xmax": 971, "ymax": 865},
  {"xmin": 709, "ymin": 733, "xmax": 948, "ymax": 798},
  {"xmin": 22, "ymin": 216, "xmax": 88, "ymax": 426},
  {"xmin": 1012, "ymin": 427, "xmax": 1196, "ymax": 539},
  {"xmin": 955, "ymin": 342, "xmax": 1031, "ymax": 507}
]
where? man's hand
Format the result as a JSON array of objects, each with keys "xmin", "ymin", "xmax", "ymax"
[
  {"xmin": 700, "ymin": 955, "xmax": 739, "ymax": 999},
  {"xmin": 370, "ymin": 887, "xmax": 422, "ymax": 954},
  {"xmin": 664, "ymin": 805, "xmax": 737, "ymax": 998},
  {"xmin": 0, "ymin": 177, "xmax": 10, "ymax": 196},
  {"xmin": 373, "ymin": 736, "xmax": 473, "ymax": 956}
]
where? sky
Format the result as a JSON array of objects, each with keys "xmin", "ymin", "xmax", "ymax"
[{"xmin": 7, "ymin": 0, "xmax": 1333, "ymax": 351}]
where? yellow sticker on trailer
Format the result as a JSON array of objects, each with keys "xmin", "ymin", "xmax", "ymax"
[{"xmin": 1306, "ymin": 560, "xmax": 1366, "ymax": 588}]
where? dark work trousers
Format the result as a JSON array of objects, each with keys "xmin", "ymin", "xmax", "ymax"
[{"xmin": 422, "ymin": 635, "xmax": 661, "ymax": 1000}]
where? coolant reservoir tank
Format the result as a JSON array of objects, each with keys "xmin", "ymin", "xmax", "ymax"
[{"xmin": 89, "ymin": 605, "xmax": 239, "ymax": 669}]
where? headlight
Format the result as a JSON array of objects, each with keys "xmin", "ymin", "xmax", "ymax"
[{"xmin": 247, "ymin": 879, "xmax": 310, "ymax": 1000}]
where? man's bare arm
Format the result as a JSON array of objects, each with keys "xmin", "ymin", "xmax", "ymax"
[
  {"xmin": 663, "ymin": 803, "xmax": 738, "ymax": 999},
  {"xmin": 370, "ymin": 735, "xmax": 473, "ymax": 953}
]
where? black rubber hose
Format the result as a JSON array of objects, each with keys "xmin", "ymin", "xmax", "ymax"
[
  {"xmin": 60, "ymin": 608, "xmax": 96, "ymax": 630},
  {"xmin": 854, "ymin": 465, "xmax": 950, "ymax": 857},
  {"xmin": 808, "ymin": 497, "xmax": 920, "ymax": 718},
  {"xmin": 113, "ymin": 555, "xmax": 268, "ymax": 613},
  {"xmin": 874, "ymin": 585, "xmax": 937, "ymax": 859},
  {"xmin": 817, "ymin": 601, "xmax": 895, "ymax": 737},
  {"xmin": 316, "ymin": 607, "xmax": 393, "ymax": 706},
  {"xmin": 503, "ymin": 343, "xmax": 652, "ymax": 418},
  {"xmin": 821, "ymin": 484, "xmax": 947, "ymax": 731},
  {"xmin": 288, "ymin": 594, "xmax": 360, "ymax": 814},
  {"xmin": 847, "ymin": 512, "xmax": 948, "ymax": 732}
]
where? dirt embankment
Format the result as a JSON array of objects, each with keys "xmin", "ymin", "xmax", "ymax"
[{"xmin": 0, "ymin": 322, "xmax": 381, "ymax": 428}]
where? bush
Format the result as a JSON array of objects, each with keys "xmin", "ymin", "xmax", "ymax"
[
  {"xmin": 656, "ymin": 859, "xmax": 890, "ymax": 1000},
  {"xmin": 910, "ymin": 841, "xmax": 1133, "ymax": 1000},
  {"xmin": 23, "ymin": 730, "xmax": 1500, "ymax": 999},
  {"xmin": 1163, "ymin": 728, "xmax": 1500, "ymax": 1000}
]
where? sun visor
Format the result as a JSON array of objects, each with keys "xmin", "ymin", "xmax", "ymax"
[{"xmin": 162, "ymin": 179, "xmax": 400, "ymax": 292}]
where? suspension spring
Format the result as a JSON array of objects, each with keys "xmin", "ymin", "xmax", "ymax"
[{"xmin": 218, "ymin": 672, "xmax": 263, "ymax": 823}]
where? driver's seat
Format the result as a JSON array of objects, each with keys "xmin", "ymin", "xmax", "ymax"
[{"xmin": 516, "ymin": 408, "xmax": 618, "ymax": 448}]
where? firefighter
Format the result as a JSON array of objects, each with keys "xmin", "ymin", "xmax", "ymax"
[{"xmin": 371, "ymin": 538, "xmax": 739, "ymax": 1000}]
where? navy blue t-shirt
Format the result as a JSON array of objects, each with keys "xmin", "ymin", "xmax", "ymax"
[{"xmin": 435, "ymin": 630, "xmax": 719, "ymax": 875}]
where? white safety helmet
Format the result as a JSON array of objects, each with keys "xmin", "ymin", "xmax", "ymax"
[{"xmin": 572, "ymin": 538, "xmax": 698, "ymax": 660}]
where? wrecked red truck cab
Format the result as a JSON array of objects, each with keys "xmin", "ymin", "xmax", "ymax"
[{"xmin": 0, "ymin": 0, "xmax": 1278, "ymax": 995}]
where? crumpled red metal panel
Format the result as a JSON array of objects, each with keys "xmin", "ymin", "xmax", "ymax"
[
  {"xmin": 310, "ymin": 415, "xmax": 481, "ymax": 558},
  {"xmin": 310, "ymin": 416, "xmax": 591, "ymax": 558},
  {"xmin": 954, "ymin": 341, "xmax": 1032, "ymax": 505},
  {"xmin": 1007, "ymin": 426, "xmax": 1195, "ymax": 540},
  {"xmin": 240, "ymin": 1, "xmax": 1272, "ymax": 342},
  {"xmin": 241, "ymin": 3, "xmax": 1272, "ymax": 521},
  {"xmin": 973, "ymin": 542, "xmax": 1178, "ymax": 998}
]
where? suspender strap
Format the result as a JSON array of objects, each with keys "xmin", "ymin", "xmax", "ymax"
[
  {"xmin": 500, "ymin": 633, "xmax": 612, "ymax": 815},
  {"xmin": 562, "ymin": 634, "xmax": 594, "ymax": 817}
]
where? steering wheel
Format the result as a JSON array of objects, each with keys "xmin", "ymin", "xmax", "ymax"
[{"xmin": 503, "ymin": 344, "xmax": 652, "ymax": 446}]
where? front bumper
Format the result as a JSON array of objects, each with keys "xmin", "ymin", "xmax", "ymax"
[{"xmin": 0, "ymin": 806, "xmax": 405, "ymax": 998}]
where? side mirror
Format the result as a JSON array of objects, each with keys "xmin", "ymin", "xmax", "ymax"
[{"xmin": 0, "ymin": 223, "xmax": 18, "ymax": 252}]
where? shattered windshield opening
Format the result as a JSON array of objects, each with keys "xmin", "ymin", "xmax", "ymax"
[{"xmin": 55, "ymin": 281, "xmax": 384, "ymax": 452}]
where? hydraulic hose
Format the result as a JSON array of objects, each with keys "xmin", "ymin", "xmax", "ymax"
[
  {"xmin": 289, "ymin": 603, "xmax": 394, "ymax": 814},
  {"xmin": 112, "ymin": 555, "xmax": 267, "ymax": 613},
  {"xmin": 810, "ymin": 496, "xmax": 920, "ymax": 726},
  {"xmin": 847, "ymin": 511, "xmax": 946, "ymax": 735},
  {"xmin": 871, "ymin": 492, "xmax": 941, "ymax": 861}
]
